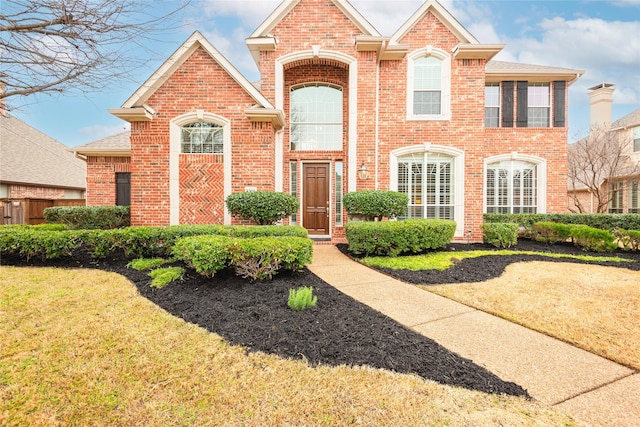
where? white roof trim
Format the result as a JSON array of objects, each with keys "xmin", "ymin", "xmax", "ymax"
[
  {"xmin": 390, "ymin": 0, "xmax": 478, "ymax": 45},
  {"xmin": 121, "ymin": 31, "xmax": 275, "ymax": 110},
  {"xmin": 250, "ymin": 0, "xmax": 381, "ymax": 38}
]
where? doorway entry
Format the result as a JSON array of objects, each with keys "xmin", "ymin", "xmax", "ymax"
[{"xmin": 302, "ymin": 163, "xmax": 330, "ymax": 235}]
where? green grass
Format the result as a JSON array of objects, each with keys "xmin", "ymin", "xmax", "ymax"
[
  {"xmin": 127, "ymin": 257, "xmax": 166, "ymax": 271},
  {"xmin": 361, "ymin": 250, "xmax": 633, "ymax": 271},
  {"xmin": 149, "ymin": 267, "xmax": 184, "ymax": 288}
]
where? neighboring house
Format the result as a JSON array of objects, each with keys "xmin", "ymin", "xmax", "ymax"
[
  {"xmin": 0, "ymin": 113, "xmax": 86, "ymax": 224},
  {"xmin": 74, "ymin": 0, "xmax": 582, "ymax": 242},
  {"xmin": 568, "ymin": 83, "xmax": 640, "ymax": 213}
]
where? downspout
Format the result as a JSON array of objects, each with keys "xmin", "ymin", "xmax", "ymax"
[{"xmin": 375, "ymin": 46, "xmax": 382, "ymax": 190}]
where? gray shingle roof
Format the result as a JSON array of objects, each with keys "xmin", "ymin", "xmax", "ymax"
[
  {"xmin": 72, "ymin": 131, "xmax": 131, "ymax": 155},
  {"xmin": 0, "ymin": 115, "xmax": 86, "ymax": 190},
  {"xmin": 487, "ymin": 60, "xmax": 584, "ymax": 76},
  {"xmin": 611, "ymin": 108, "xmax": 640, "ymax": 130}
]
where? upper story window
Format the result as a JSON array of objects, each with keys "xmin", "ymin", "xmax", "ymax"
[
  {"xmin": 633, "ymin": 126, "xmax": 640, "ymax": 152},
  {"xmin": 181, "ymin": 122, "xmax": 223, "ymax": 154},
  {"xmin": 485, "ymin": 84, "xmax": 500, "ymax": 127},
  {"xmin": 490, "ymin": 80, "xmax": 566, "ymax": 128},
  {"xmin": 527, "ymin": 83, "xmax": 550, "ymax": 127},
  {"xmin": 290, "ymin": 83, "xmax": 343, "ymax": 151},
  {"xmin": 407, "ymin": 48, "xmax": 450, "ymax": 121}
]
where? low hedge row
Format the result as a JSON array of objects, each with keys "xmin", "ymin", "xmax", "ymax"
[
  {"xmin": 0, "ymin": 224, "xmax": 309, "ymax": 260},
  {"xmin": 173, "ymin": 235, "xmax": 313, "ymax": 280},
  {"xmin": 484, "ymin": 213, "xmax": 640, "ymax": 235},
  {"xmin": 44, "ymin": 206, "xmax": 131, "ymax": 229},
  {"xmin": 533, "ymin": 221, "xmax": 619, "ymax": 252},
  {"xmin": 345, "ymin": 219, "xmax": 456, "ymax": 256}
]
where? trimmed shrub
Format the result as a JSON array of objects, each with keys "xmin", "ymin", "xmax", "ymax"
[
  {"xmin": 343, "ymin": 190, "xmax": 409, "ymax": 221},
  {"xmin": 288, "ymin": 286, "xmax": 317, "ymax": 311},
  {"xmin": 614, "ymin": 228, "xmax": 640, "ymax": 251},
  {"xmin": 225, "ymin": 191, "xmax": 299, "ymax": 225},
  {"xmin": 0, "ymin": 228, "xmax": 84, "ymax": 260},
  {"xmin": 172, "ymin": 235, "xmax": 231, "ymax": 277},
  {"xmin": 44, "ymin": 206, "xmax": 130, "ymax": 229},
  {"xmin": 230, "ymin": 225, "xmax": 308, "ymax": 239},
  {"xmin": 569, "ymin": 224, "xmax": 617, "ymax": 252},
  {"xmin": 485, "ymin": 213, "xmax": 640, "ymax": 234},
  {"xmin": 345, "ymin": 219, "xmax": 456, "ymax": 256},
  {"xmin": 228, "ymin": 236, "xmax": 313, "ymax": 281},
  {"xmin": 483, "ymin": 222, "xmax": 518, "ymax": 248},
  {"xmin": 533, "ymin": 222, "xmax": 573, "ymax": 244},
  {"xmin": 172, "ymin": 234, "xmax": 313, "ymax": 280}
]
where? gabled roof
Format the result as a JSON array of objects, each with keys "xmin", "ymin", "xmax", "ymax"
[
  {"xmin": 389, "ymin": 0, "xmax": 478, "ymax": 45},
  {"xmin": 71, "ymin": 131, "xmax": 131, "ymax": 157},
  {"xmin": 249, "ymin": 0, "xmax": 381, "ymax": 38},
  {"xmin": 611, "ymin": 108, "xmax": 640, "ymax": 131},
  {"xmin": 0, "ymin": 115, "xmax": 86, "ymax": 190},
  {"xmin": 110, "ymin": 31, "xmax": 281, "ymax": 125}
]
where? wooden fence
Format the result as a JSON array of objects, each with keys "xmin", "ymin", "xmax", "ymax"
[{"xmin": 1, "ymin": 198, "xmax": 85, "ymax": 225}]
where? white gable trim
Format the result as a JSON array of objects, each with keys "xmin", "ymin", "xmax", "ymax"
[
  {"xmin": 275, "ymin": 49, "xmax": 358, "ymax": 192},
  {"xmin": 122, "ymin": 31, "xmax": 274, "ymax": 110},
  {"xmin": 250, "ymin": 0, "xmax": 380, "ymax": 38},
  {"xmin": 169, "ymin": 111, "xmax": 232, "ymax": 225},
  {"xmin": 390, "ymin": 0, "xmax": 478, "ymax": 45}
]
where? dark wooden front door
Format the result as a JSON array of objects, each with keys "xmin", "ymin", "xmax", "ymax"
[{"xmin": 303, "ymin": 163, "xmax": 330, "ymax": 235}]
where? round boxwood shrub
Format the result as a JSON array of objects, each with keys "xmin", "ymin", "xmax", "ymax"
[
  {"xmin": 225, "ymin": 191, "xmax": 299, "ymax": 225},
  {"xmin": 343, "ymin": 190, "xmax": 408, "ymax": 221}
]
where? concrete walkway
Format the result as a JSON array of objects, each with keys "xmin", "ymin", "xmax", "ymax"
[{"xmin": 308, "ymin": 245, "xmax": 640, "ymax": 427}]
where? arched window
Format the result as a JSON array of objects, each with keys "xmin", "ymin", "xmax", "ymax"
[
  {"xmin": 407, "ymin": 48, "xmax": 451, "ymax": 120},
  {"xmin": 181, "ymin": 122, "xmax": 223, "ymax": 154},
  {"xmin": 397, "ymin": 152, "xmax": 455, "ymax": 220},
  {"xmin": 486, "ymin": 160, "xmax": 538, "ymax": 214},
  {"xmin": 290, "ymin": 84, "xmax": 343, "ymax": 151}
]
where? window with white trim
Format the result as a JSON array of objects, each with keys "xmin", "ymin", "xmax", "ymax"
[
  {"xmin": 181, "ymin": 122, "xmax": 223, "ymax": 154},
  {"xmin": 486, "ymin": 160, "xmax": 538, "ymax": 214},
  {"xmin": 335, "ymin": 162, "xmax": 343, "ymax": 226},
  {"xmin": 633, "ymin": 126, "xmax": 640, "ymax": 152},
  {"xmin": 397, "ymin": 152, "xmax": 455, "ymax": 220},
  {"xmin": 407, "ymin": 48, "xmax": 450, "ymax": 120},
  {"xmin": 485, "ymin": 83, "xmax": 500, "ymax": 127},
  {"xmin": 609, "ymin": 181, "xmax": 624, "ymax": 213},
  {"xmin": 629, "ymin": 180, "xmax": 640, "ymax": 213},
  {"xmin": 527, "ymin": 83, "xmax": 550, "ymax": 127},
  {"xmin": 290, "ymin": 84, "xmax": 343, "ymax": 151}
]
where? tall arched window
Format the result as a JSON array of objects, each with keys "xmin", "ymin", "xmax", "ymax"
[
  {"xmin": 290, "ymin": 84, "xmax": 343, "ymax": 151},
  {"xmin": 486, "ymin": 160, "xmax": 538, "ymax": 214},
  {"xmin": 180, "ymin": 122, "xmax": 223, "ymax": 154}
]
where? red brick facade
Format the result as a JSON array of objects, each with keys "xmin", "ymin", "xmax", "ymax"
[{"xmin": 86, "ymin": 0, "xmax": 579, "ymax": 242}]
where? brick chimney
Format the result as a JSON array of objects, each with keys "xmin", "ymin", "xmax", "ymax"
[
  {"xmin": 588, "ymin": 83, "xmax": 614, "ymax": 130},
  {"xmin": 0, "ymin": 82, "xmax": 6, "ymax": 117}
]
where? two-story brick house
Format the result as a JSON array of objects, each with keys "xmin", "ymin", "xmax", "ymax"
[{"xmin": 73, "ymin": 0, "xmax": 583, "ymax": 242}]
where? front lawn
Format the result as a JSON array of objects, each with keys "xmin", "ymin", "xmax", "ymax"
[{"xmin": 0, "ymin": 267, "xmax": 576, "ymax": 426}]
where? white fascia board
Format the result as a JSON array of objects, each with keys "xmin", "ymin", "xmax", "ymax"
[{"xmin": 390, "ymin": 0, "xmax": 478, "ymax": 45}]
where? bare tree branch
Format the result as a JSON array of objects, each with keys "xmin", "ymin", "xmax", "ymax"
[
  {"xmin": 0, "ymin": 0, "xmax": 189, "ymax": 110},
  {"xmin": 568, "ymin": 124, "xmax": 639, "ymax": 213}
]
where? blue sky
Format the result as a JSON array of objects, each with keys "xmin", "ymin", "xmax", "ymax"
[{"xmin": 10, "ymin": 0, "xmax": 640, "ymax": 147}]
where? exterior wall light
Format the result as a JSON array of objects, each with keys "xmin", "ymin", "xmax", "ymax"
[{"xmin": 358, "ymin": 162, "xmax": 370, "ymax": 180}]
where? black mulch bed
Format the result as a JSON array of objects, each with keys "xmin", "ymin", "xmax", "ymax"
[
  {"xmin": 338, "ymin": 238, "xmax": 640, "ymax": 285},
  {"xmin": 3, "ymin": 239, "xmax": 637, "ymax": 398}
]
